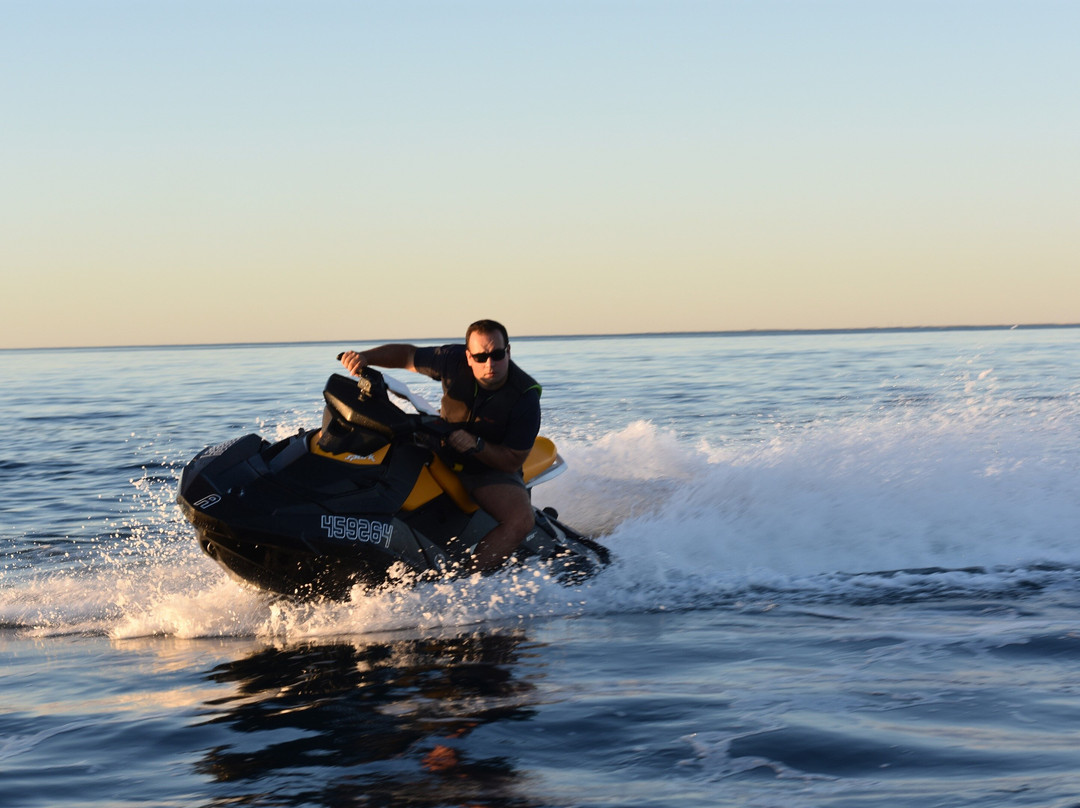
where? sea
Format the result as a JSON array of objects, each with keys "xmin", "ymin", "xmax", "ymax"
[{"xmin": 2, "ymin": 327, "xmax": 1080, "ymax": 808}]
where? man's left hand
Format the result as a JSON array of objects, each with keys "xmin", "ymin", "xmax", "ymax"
[{"xmin": 447, "ymin": 429, "xmax": 480, "ymax": 455}]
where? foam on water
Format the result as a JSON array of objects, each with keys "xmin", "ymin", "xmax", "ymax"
[
  {"xmin": 550, "ymin": 395, "xmax": 1079, "ymax": 585},
  {"xmin": 4, "ymin": 390, "xmax": 1077, "ymax": 642}
]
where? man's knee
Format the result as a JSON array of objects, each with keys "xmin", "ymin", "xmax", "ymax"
[
  {"xmin": 503, "ymin": 501, "xmax": 535, "ymax": 540},
  {"xmin": 474, "ymin": 485, "xmax": 534, "ymax": 536}
]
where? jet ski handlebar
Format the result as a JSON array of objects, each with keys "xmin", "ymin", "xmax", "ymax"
[{"xmin": 319, "ymin": 367, "xmax": 450, "ymax": 455}]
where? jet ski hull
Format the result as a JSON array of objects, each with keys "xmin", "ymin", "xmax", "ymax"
[{"xmin": 177, "ymin": 386, "xmax": 608, "ymax": 600}]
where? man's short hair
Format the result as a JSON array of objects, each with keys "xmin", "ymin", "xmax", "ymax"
[{"xmin": 466, "ymin": 319, "xmax": 510, "ymax": 346}]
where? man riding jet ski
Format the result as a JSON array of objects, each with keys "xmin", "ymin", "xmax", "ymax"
[
  {"xmin": 339, "ymin": 319, "xmax": 543, "ymax": 573},
  {"xmin": 176, "ymin": 321, "xmax": 608, "ymax": 599}
]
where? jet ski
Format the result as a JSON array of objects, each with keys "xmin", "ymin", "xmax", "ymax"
[{"xmin": 176, "ymin": 365, "xmax": 609, "ymax": 599}]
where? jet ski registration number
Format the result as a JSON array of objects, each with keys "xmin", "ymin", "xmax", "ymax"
[{"xmin": 321, "ymin": 515, "xmax": 394, "ymax": 546}]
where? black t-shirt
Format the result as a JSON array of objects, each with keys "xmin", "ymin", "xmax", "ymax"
[{"xmin": 413, "ymin": 344, "xmax": 541, "ymax": 451}]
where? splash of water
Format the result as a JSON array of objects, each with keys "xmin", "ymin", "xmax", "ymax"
[{"xmin": 4, "ymin": 397, "xmax": 1078, "ymax": 641}]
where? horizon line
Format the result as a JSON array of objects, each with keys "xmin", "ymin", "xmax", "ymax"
[{"xmin": 3, "ymin": 322, "xmax": 1079, "ymax": 353}]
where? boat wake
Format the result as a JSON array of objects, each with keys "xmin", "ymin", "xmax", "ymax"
[{"xmin": 4, "ymin": 400, "xmax": 1079, "ymax": 640}]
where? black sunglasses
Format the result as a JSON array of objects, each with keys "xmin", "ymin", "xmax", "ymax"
[{"xmin": 468, "ymin": 347, "xmax": 508, "ymax": 363}]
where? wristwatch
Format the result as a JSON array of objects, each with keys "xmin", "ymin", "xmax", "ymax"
[{"xmin": 465, "ymin": 437, "xmax": 484, "ymax": 455}]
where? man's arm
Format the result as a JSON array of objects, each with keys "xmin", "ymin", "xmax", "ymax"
[
  {"xmin": 445, "ymin": 430, "xmax": 531, "ymax": 473},
  {"xmin": 444, "ymin": 388, "xmax": 540, "ymax": 473},
  {"xmin": 340, "ymin": 344, "xmax": 417, "ymax": 376}
]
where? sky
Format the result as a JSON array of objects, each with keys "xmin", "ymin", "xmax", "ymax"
[{"xmin": 2, "ymin": 0, "xmax": 1078, "ymax": 349}]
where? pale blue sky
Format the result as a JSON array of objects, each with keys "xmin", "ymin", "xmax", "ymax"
[{"xmin": 2, "ymin": 1, "xmax": 1077, "ymax": 348}]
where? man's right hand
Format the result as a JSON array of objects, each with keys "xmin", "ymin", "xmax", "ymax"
[
  {"xmin": 338, "ymin": 343, "xmax": 418, "ymax": 376},
  {"xmin": 339, "ymin": 350, "xmax": 368, "ymax": 376}
]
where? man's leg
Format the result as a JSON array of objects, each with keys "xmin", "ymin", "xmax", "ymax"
[{"xmin": 466, "ymin": 483, "xmax": 535, "ymax": 572}]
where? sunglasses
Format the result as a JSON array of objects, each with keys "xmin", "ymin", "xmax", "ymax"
[{"xmin": 468, "ymin": 347, "xmax": 508, "ymax": 363}]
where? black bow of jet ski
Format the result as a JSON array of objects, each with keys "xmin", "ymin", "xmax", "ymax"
[{"xmin": 176, "ymin": 366, "xmax": 609, "ymax": 599}]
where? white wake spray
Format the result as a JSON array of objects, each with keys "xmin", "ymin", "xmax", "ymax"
[{"xmin": 5, "ymin": 393, "xmax": 1078, "ymax": 641}]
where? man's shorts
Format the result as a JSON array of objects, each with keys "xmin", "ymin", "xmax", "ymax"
[{"xmin": 458, "ymin": 467, "xmax": 527, "ymax": 494}]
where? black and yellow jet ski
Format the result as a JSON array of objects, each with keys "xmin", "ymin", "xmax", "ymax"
[{"xmin": 176, "ymin": 365, "xmax": 608, "ymax": 599}]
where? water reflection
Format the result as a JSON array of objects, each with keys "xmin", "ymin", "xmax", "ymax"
[{"xmin": 195, "ymin": 627, "xmax": 544, "ymax": 807}]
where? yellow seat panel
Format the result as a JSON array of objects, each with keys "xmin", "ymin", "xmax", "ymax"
[
  {"xmin": 402, "ymin": 436, "xmax": 560, "ymax": 513},
  {"xmin": 522, "ymin": 436, "xmax": 558, "ymax": 484}
]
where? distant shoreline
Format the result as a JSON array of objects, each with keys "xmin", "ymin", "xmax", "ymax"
[{"xmin": 4, "ymin": 322, "xmax": 1079, "ymax": 353}]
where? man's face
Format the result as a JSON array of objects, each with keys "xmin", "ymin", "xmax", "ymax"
[{"xmin": 466, "ymin": 330, "xmax": 510, "ymax": 390}]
